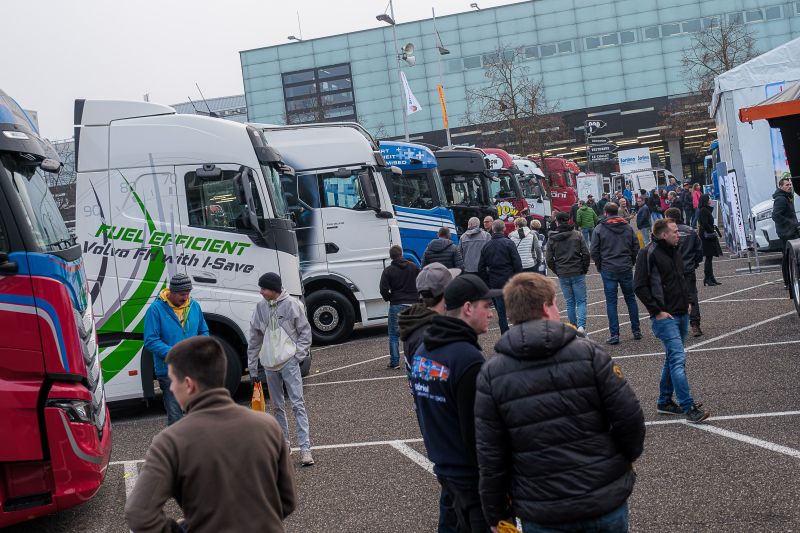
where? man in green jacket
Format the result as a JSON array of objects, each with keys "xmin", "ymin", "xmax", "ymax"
[{"xmin": 575, "ymin": 200, "xmax": 599, "ymax": 244}]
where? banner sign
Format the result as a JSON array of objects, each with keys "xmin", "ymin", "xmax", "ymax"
[
  {"xmin": 718, "ymin": 166, "xmax": 748, "ymax": 253},
  {"xmin": 437, "ymin": 84, "xmax": 449, "ymax": 129},
  {"xmin": 400, "ymin": 71, "xmax": 422, "ymax": 115},
  {"xmin": 618, "ymin": 148, "xmax": 651, "ymax": 174}
]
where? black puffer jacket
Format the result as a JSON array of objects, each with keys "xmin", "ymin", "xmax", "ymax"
[
  {"xmin": 772, "ymin": 188, "xmax": 800, "ymax": 239},
  {"xmin": 590, "ymin": 217, "xmax": 639, "ymax": 273},
  {"xmin": 422, "ymin": 238, "xmax": 464, "ymax": 269},
  {"xmin": 545, "ymin": 223, "xmax": 590, "ymax": 278},
  {"xmin": 474, "ymin": 320, "xmax": 645, "ymax": 526}
]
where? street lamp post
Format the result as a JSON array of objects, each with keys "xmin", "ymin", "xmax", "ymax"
[
  {"xmin": 432, "ymin": 7, "xmax": 452, "ymax": 147},
  {"xmin": 377, "ymin": 0, "xmax": 409, "ymax": 142}
]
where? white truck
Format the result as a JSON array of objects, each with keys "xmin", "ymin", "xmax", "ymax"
[
  {"xmin": 255, "ymin": 123, "xmax": 401, "ymax": 344},
  {"xmin": 609, "ymin": 168, "xmax": 679, "ymax": 198},
  {"xmin": 74, "ymin": 100, "xmax": 303, "ymax": 401},
  {"xmin": 512, "ymin": 157, "xmax": 551, "ymax": 224}
]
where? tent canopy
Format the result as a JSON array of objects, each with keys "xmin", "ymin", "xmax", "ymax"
[{"xmin": 739, "ymin": 80, "xmax": 800, "ymax": 123}]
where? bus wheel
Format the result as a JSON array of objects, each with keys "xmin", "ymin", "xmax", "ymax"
[
  {"xmin": 306, "ymin": 289, "xmax": 355, "ymax": 345},
  {"xmin": 213, "ymin": 336, "xmax": 242, "ymax": 396}
]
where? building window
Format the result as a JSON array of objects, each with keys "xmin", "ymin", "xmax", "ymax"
[
  {"xmin": 796, "ymin": 2, "xmax": 800, "ymax": 16},
  {"xmin": 644, "ymin": 26, "xmax": 660, "ymax": 40},
  {"xmin": 482, "ymin": 52, "xmax": 500, "ymax": 66},
  {"xmin": 585, "ymin": 36, "xmax": 600, "ymax": 50},
  {"xmin": 601, "ymin": 33, "xmax": 618, "ymax": 46},
  {"xmin": 702, "ymin": 16, "xmax": 720, "ymax": 29},
  {"xmin": 446, "ymin": 58, "xmax": 463, "ymax": 72},
  {"xmin": 765, "ymin": 6, "xmax": 782, "ymax": 20},
  {"xmin": 524, "ymin": 46, "xmax": 538, "ymax": 59},
  {"xmin": 282, "ymin": 63, "xmax": 356, "ymax": 125},
  {"xmin": 558, "ymin": 40, "xmax": 573, "ymax": 53},
  {"xmin": 728, "ymin": 12, "xmax": 744, "ymax": 25},
  {"xmin": 660, "ymin": 22, "xmax": 681, "ymax": 37},
  {"xmin": 539, "ymin": 44, "xmax": 556, "ymax": 57},
  {"xmin": 682, "ymin": 19, "xmax": 701, "ymax": 33},
  {"xmin": 745, "ymin": 9, "xmax": 764, "ymax": 22},
  {"xmin": 463, "ymin": 55, "xmax": 482, "ymax": 69},
  {"xmin": 620, "ymin": 30, "xmax": 636, "ymax": 44}
]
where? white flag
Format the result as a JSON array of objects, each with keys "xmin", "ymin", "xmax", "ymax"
[{"xmin": 400, "ymin": 71, "xmax": 422, "ymax": 115}]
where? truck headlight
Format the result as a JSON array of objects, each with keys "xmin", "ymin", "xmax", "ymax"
[
  {"xmin": 47, "ymin": 399, "xmax": 94, "ymax": 424},
  {"xmin": 755, "ymin": 209, "xmax": 772, "ymax": 222}
]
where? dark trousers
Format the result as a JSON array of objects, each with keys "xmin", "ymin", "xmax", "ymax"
[
  {"xmin": 685, "ymin": 271, "xmax": 700, "ymax": 325},
  {"xmin": 437, "ymin": 477, "xmax": 490, "ymax": 533},
  {"xmin": 438, "ymin": 485, "xmax": 459, "ymax": 533},
  {"xmin": 780, "ymin": 236, "xmax": 791, "ymax": 286},
  {"xmin": 703, "ymin": 256, "xmax": 715, "ymax": 280},
  {"xmin": 493, "ymin": 296, "xmax": 509, "ymax": 333}
]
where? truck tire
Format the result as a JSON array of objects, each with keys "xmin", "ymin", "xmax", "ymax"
[
  {"xmin": 212, "ymin": 336, "xmax": 242, "ymax": 396},
  {"xmin": 300, "ymin": 353, "xmax": 312, "ymax": 377},
  {"xmin": 788, "ymin": 243, "xmax": 800, "ymax": 316},
  {"xmin": 305, "ymin": 289, "xmax": 355, "ymax": 345}
]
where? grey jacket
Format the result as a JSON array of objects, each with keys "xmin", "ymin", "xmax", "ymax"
[
  {"xmin": 458, "ymin": 228, "xmax": 490, "ymax": 273},
  {"xmin": 247, "ymin": 291, "xmax": 312, "ymax": 377}
]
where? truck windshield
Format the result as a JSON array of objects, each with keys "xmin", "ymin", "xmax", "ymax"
[
  {"xmin": 390, "ymin": 169, "xmax": 442, "ymax": 209},
  {"xmin": 260, "ymin": 163, "xmax": 289, "ymax": 218},
  {"xmin": 488, "ymin": 173, "xmax": 518, "ymax": 201},
  {"xmin": 1, "ymin": 153, "xmax": 74, "ymax": 252},
  {"xmin": 442, "ymin": 174, "xmax": 484, "ymax": 207},
  {"xmin": 518, "ymin": 176, "xmax": 545, "ymax": 199}
]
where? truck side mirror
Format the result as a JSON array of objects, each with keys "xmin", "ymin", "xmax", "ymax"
[
  {"xmin": 0, "ymin": 252, "xmax": 18, "ymax": 274},
  {"xmin": 358, "ymin": 171, "xmax": 381, "ymax": 211}
]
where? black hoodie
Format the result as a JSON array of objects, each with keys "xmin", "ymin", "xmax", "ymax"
[
  {"xmin": 545, "ymin": 223, "xmax": 591, "ymax": 278},
  {"xmin": 379, "ymin": 258, "xmax": 420, "ymax": 304},
  {"xmin": 474, "ymin": 320, "xmax": 645, "ymax": 526},
  {"xmin": 772, "ymin": 188, "xmax": 800, "ymax": 239},
  {"xmin": 410, "ymin": 316, "xmax": 484, "ymax": 483},
  {"xmin": 422, "ymin": 238, "xmax": 464, "ymax": 269},
  {"xmin": 398, "ymin": 303, "xmax": 438, "ymax": 362},
  {"xmin": 590, "ymin": 216, "xmax": 639, "ymax": 272}
]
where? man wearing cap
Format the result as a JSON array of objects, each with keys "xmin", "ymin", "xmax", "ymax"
[
  {"xmin": 409, "ymin": 274, "xmax": 499, "ymax": 532},
  {"xmin": 144, "ymin": 273, "xmax": 210, "ymax": 426},
  {"xmin": 247, "ymin": 272, "xmax": 315, "ymax": 466}
]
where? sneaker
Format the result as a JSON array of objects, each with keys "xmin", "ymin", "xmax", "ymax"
[
  {"xmin": 606, "ymin": 335, "xmax": 620, "ymax": 345},
  {"xmin": 577, "ymin": 326, "xmax": 586, "ymax": 335},
  {"xmin": 690, "ymin": 324, "xmax": 703, "ymax": 337},
  {"xmin": 685, "ymin": 405, "xmax": 710, "ymax": 424},
  {"xmin": 387, "ymin": 363, "xmax": 401, "ymax": 370},
  {"xmin": 656, "ymin": 399, "xmax": 683, "ymax": 415},
  {"xmin": 633, "ymin": 331, "xmax": 642, "ymax": 340},
  {"xmin": 300, "ymin": 449, "xmax": 315, "ymax": 466}
]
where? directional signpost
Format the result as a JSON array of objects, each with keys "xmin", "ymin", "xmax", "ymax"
[
  {"xmin": 588, "ymin": 144, "xmax": 618, "ymax": 155},
  {"xmin": 588, "ymin": 137, "xmax": 611, "ymax": 145},
  {"xmin": 584, "ymin": 119, "xmax": 609, "ymax": 170}
]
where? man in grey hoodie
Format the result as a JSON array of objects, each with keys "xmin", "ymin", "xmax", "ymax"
[
  {"xmin": 458, "ymin": 217, "xmax": 491, "ymax": 273},
  {"xmin": 248, "ymin": 272, "xmax": 314, "ymax": 466}
]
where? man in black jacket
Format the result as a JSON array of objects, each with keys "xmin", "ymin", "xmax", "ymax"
[
  {"xmin": 681, "ymin": 182, "xmax": 694, "ymax": 227},
  {"xmin": 634, "ymin": 219, "xmax": 710, "ymax": 423},
  {"xmin": 410, "ymin": 274, "xmax": 499, "ymax": 533},
  {"xmin": 772, "ymin": 178, "xmax": 800, "ymax": 289},
  {"xmin": 477, "ymin": 220, "xmax": 522, "ymax": 333},
  {"xmin": 665, "ymin": 208, "xmax": 704, "ymax": 337},
  {"xmin": 423, "ymin": 227, "xmax": 464, "ymax": 269},
  {"xmin": 590, "ymin": 202, "xmax": 641, "ymax": 344},
  {"xmin": 474, "ymin": 273, "xmax": 645, "ymax": 531},
  {"xmin": 635, "ymin": 196, "xmax": 651, "ymax": 245},
  {"xmin": 379, "ymin": 245, "xmax": 420, "ymax": 369},
  {"xmin": 545, "ymin": 212, "xmax": 590, "ymax": 333}
]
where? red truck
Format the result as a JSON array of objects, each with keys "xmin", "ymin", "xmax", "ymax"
[
  {"xmin": 482, "ymin": 148, "xmax": 530, "ymax": 233},
  {"xmin": 529, "ymin": 156, "xmax": 578, "ymax": 218},
  {"xmin": 0, "ymin": 90, "xmax": 111, "ymax": 527}
]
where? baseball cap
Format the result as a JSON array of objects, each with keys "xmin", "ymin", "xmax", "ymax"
[
  {"xmin": 416, "ymin": 263, "xmax": 461, "ymax": 298},
  {"xmin": 444, "ymin": 274, "xmax": 502, "ymax": 310}
]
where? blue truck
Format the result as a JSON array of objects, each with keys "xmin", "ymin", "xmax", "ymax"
[{"xmin": 379, "ymin": 141, "xmax": 457, "ymax": 266}]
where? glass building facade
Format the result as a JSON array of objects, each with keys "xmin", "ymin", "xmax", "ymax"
[{"xmin": 241, "ymin": 0, "xmax": 800, "ymax": 175}]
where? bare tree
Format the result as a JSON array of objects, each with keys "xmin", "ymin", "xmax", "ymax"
[{"xmin": 464, "ymin": 46, "xmax": 566, "ymax": 160}]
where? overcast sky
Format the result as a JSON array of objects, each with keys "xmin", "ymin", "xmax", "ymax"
[{"xmin": 4, "ymin": 0, "xmax": 515, "ymax": 140}]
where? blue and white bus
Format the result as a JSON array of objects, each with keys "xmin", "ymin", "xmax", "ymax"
[{"xmin": 380, "ymin": 141, "xmax": 457, "ymax": 266}]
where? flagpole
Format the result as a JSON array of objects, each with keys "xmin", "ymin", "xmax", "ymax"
[
  {"xmin": 388, "ymin": 0, "xmax": 410, "ymax": 141},
  {"xmin": 432, "ymin": 8, "xmax": 452, "ymax": 147}
]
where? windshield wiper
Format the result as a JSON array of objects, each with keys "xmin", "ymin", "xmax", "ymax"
[{"xmin": 47, "ymin": 237, "xmax": 77, "ymax": 250}]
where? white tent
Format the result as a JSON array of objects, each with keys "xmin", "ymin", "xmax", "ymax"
[{"xmin": 710, "ymin": 36, "xmax": 800, "ymax": 219}]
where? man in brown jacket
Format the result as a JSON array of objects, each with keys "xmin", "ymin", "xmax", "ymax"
[{"xmin": 125, "ymin": 336, "xmax": 296, "ymax": 533}]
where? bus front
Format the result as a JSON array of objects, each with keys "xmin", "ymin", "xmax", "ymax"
[{"xmin": 0, "ymin": 90, "xmax": 110, "ymax": 527}]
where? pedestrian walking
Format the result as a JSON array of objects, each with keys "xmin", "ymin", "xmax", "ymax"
[
  {"xmin": 474, "ymin": 273, "xmax": 645, "ymax": 533},
  {"xmin": 665, "ymin": 208, "xmax": 704, "ymax": 336},
  {"xmin": 409, "ymin": 274, "xmax": 499, "ymax": 532},
  {"xmin": 398, "ymin": 262, "xmax": 461, "ymax": 533},
  {"xmin": 634, "ymin": 219, "xmax": 710, "ymax": 423},
  {"xmin": 509, "ymin": 217, "xmax": 543, "ymax": 273},
  {"xmin": 125, "ymin": 337, "xmax": 296, "ymax": 533},
  {"xmin": 575, "ymin": 200, "xmax": 598, "ymax": 244},
  {"xmin": 423, "ymin": 227, "xmax": 464, "ymax": 269},
  {"xmin": 681, "ymin": 182, "xmax": 694, "ymax": 227},
  {"xmin": 635, "ymin": 196, "xmax": 652, "ymax": 245},
  {"xmin": 143, "ymin": 273, "xmax": 209, "ymax": 426},
  {"xmin": 477, "ymin": 220, "xmax": 522, "ymax": 333},
  {"xmin": 530, "ymin": 219, "xmax": 547, "ymax": 274},
  {"xmin": 247, "ymin": 273, "xmax": 315, "ymax": 466},
  {"xmin": 648, "ymin": 191, "xmax": 663, "ymax": 223},
  {"xmin": 659, "ymin": 190, "xmax": 669, "ymax": 213},
  {"xmin": 569, "ymin": 200, "xmax": 580, "ymax": 225},
  {"xmin": 546, "ymin": 212, "xmax": 590, "ymax": 333},
  {"xmin": 458, "ymin": 217, "xmax": 491, "ymax": 274},
  {"xmin": 586, "ymin": 194, "xmax": 600, "ymax": 215},
  {"xmin": 668, "ymin": 190, "xmax": 683, "ymax": 213},
  {"xmin": 698, "ymin": 194, "xmax": 722, "ymax": 286},
  {"xmin": 590, "ymin": 202, "xmax": 642, "ymax": 345},
  {"xmin": 771, "ymin": 178, "xmax": 800, "ymax": 290},
  {"xmin": 380, "ymin": 245, "xmax": 421, "ymax": 369},
  {"xmin": 597, "ymin": 192, "xmax": 610, "ymax": 213},
  {"xmin": 690, "ymin": 183, "xmax": 702, "ymax": 226},
  {"xmin": 618, "ymin": 197, "xmax": 634, "ymax": 223}
]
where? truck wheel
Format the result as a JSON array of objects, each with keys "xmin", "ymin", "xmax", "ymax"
[
  {"xmin": 305, "ymin": 289, "xmax": 355, "ymax": 345},
  {"xmin": 213, "ymin": 336, "xmax": 242, "ymax": 396},
  {"xmin": 789, "ymin": 245, "xmax": 800, "ymax": 316},
  {"xmin": 300, "ymin": 353, "xmax": 312, "ymax": 377}
]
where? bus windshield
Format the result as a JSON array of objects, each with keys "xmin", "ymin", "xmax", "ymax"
[
  {"xmin": 1, "ymin": 153, "xmax": 74, "ymax": 252},
  {"xmin": 442, "ymin": 174, "xmax": 484, "ymax": 207}
]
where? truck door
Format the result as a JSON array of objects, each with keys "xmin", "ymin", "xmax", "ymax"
[{"xmin": 317, "ymin": 169, "xmax": 389, "ymax": 320}]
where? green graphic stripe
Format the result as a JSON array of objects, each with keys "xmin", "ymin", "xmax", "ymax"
[{"xmin": 99, "ymin": 174, "xmax": 167, "ymax": 382}]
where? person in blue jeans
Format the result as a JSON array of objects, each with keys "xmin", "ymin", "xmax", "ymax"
[
  {"xmin": 379, "ymin": 245, "xmax": 420, "ymax": 368},
  {"xmin": 634, "ymin": 219, "xmax": 710, "ymax": 424},
  {"xmin": 143, "ymin": 273, "xmax": 209, "ymax": 426},
  {"xmin": 590, "ymin": 202, "xmax": 642, "ymax": 345},
  {"xmin": 545, "ymin": 212, "xmax": 591, "ymax": 333}
]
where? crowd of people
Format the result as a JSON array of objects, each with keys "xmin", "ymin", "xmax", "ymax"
[{"xmin": 130, "ymin": 184, "xmax": 730, "ymax": 532}]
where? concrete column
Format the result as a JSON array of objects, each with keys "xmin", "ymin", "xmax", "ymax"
[{"xmin": 667, "ymin": 138, "xmax": 684, "ymax": 181}]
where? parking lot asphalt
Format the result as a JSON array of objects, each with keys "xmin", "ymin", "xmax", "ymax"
[{"xmin": 12, "ymin": 252, "xmax": 800, "ymax": 532}]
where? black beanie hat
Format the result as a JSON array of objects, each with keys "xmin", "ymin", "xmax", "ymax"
[{"xmin": 258, "ymin": 272, "xmax": 282, "ymax": 292}]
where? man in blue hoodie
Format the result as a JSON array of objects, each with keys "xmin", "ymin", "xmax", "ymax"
[{"xmin": 144, "ymin": 273, "xmax": 209, "ymax": 425}]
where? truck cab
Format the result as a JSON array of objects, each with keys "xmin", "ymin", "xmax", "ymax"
[
  {"xmin": 434, "ymin": 147, "xmax": 498, "ymax": 234},
  {"xmin": 0, "ymin": 90, "xmax": 110, "ymax": 527},
  {"xmin": 256, "ymin": 123, "xmax": 400, "ymax": 344},
  {"xmin": 379, "ymin": 141, "xmax": 457, "ymax": 266},
  {"xmin": 532, "ymin": 156, "xmax": 578, "ymax": 217},
  {"xmin": 74, "ymin": 100, "xmax": 303, "ymax": 402},
  {"xmin": 482, "ymin": 148, "xmax": 530, "ymax": 232},
  {"xmin": 512, "ymin": 157, "xmax": 551, "ymax": 228}
]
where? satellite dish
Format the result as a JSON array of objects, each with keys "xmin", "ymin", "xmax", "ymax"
[
  {"xmin": 403, "ymin": 43, "xmax": 415, "ymax": 55},
  {"xmin": 404, "ymin": 55, "xmax": 416, "ymax": 66}
]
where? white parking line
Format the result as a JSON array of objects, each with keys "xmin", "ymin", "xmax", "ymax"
[
  {"xmin": 685, "ymin": 423, "xmax": 800, "ymax": 459},
  {"xmin": 123, "ymin": 462, "xmax": 139, "ymax": 497},
  {"xmin": 305, "ymin": 375, "xmax": 407, "ymax": 387},
  {"xmin": 390, "ymin": 441, "xmax": 434, "ymax": 474},
  {"xmin": 687, "ymin": 311, "xmax": 795, "ymax": 350},
  {"xmin": 305, "ymin": 354, "xmax": 391, "ymax": 379},
  {"xmin": 614, "ymin": 339, "xmax": 800, "ymax": 360},
  {"xmin": 702, "ymin": 298, "xmax": 788, "ymax": 303}
]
